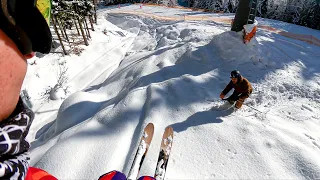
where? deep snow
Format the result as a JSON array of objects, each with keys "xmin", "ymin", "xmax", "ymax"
[{"xmin": 23, "ymin": 4, "xmax": 320, "ymax": 180}]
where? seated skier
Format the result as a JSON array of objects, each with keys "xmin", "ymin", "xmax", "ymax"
[{"xmin": 220, "ymin": 70, "xmax": 253, "ymax": 109}]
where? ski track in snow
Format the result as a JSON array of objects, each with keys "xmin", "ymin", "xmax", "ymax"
[{"xmin": 24, "ymin": 4, "xmax": 320, "ymax": 180}]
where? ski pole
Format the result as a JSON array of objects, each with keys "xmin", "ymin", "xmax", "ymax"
[{"xmin": 244, "ymin": 104, "xmax": 264, "ymax": 113}]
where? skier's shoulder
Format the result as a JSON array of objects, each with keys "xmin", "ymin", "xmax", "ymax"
[
  {"xmin": 241, "ymin": 77, "xmax": 251, "ymax": 84},
  {"xmin": 239, "ymin": 77, "xmax": 252, "ymax": 89}
]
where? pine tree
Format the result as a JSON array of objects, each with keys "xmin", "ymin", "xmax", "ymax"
[{"xmin": 261, "ymin": 0, "xmax": 268, "ymax": 17}]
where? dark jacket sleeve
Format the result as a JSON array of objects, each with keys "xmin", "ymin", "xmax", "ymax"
[
  {"xmin": 238, "ymin": 79, "xmax": 252, "ymax": 100},
  {"xmin": 222, "ymin": 81, "xmax": 233, "ymax": 95}
]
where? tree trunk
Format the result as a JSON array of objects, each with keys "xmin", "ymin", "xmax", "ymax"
[
  {"xmin": 231, "ymin": 0, "xmax": 251, "ymax": 32},
  {"xmin": 89, "ymin": 15, "xmax": 95, "ymax": 31},
  {"xmin": 63, "ymin": 27, "xmax": 70, "ymax": 43},
  {"xmin": 56, "ymin": 16, "xmax": 67, "ymax": 40},
  {"xmin": 260, "ymin": 0, "xmax": 267, "ymax": 17},
  {"xmin": 93, "ymin": 3, "xmax": 97, "ymax": 24},
  {"xmin": 78, "ymin": 17, "xmax": 89, "ymax": 46},
  {"xmin": 73, "ymin": 16, "xmax": 80, "ymax": 36},
  {"xmin": 52, "ymin": 14, "xmax": 68, "ymax": 55},
  {"xmin": 82, "ymin": 17, "xmax": 88, "ymax": 38},
  {"xmin": 84, "ymin": 17, "xmax": 91, "ymax": 39}
]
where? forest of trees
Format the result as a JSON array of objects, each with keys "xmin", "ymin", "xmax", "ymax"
[
  {"xmin": 104, "ymin": 0, "xmax": 178, "ymax": 6},
  {"xmin": 103, "ymin": 0, "xmax": 320, "ymax": 30},
  {"xmin": 52, "ymin": 0, "xmax": 97, "ymax": 55}
]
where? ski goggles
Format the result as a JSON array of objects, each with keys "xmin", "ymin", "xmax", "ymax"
[
  {"xmin": 230, "ymin": 74, "xmax": 240, "ymax": 78},
  {"xmin": 0, "ymin": 0, "xmax": 52, "ymax": 55}
]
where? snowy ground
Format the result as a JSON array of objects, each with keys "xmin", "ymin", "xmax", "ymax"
[{"xmin": 24, "ymin": 4, "xmax": 320, "ymax": 180}]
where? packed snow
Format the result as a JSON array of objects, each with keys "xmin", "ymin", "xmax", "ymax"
[{"xmin": 23, "ymin": 4, "xmax": 320, "ymax": 180}]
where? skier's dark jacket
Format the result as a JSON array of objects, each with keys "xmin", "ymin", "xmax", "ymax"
[{"xmin": 222, "ymin": 76, "xmax": 253, "ymax": 101}]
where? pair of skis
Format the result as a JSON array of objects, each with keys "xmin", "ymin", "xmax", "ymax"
[{"xmin": 127, "ymin": 123, "xmax": 173, "ymax": 180}]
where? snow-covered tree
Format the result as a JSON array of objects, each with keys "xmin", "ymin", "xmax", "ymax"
[
  {"xmin": 51, "ymin": 0, "xmax": 97, "ymax": 55},
  {"xmin": 101, "ymin": 0, "xmax": 320, "ymax": 30},
  {"xmin": 263, "ymin": 0, "xmax": 320, "ymax": 29}
]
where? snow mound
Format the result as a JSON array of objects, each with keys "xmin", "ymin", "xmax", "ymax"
[
  {"xmin": 209, "ymin": 31, "xmax": 260, "ymax": 64},
  {"xmin": 179, "ymin": 29, "xmax": 197, "ymax": 39},
  {"xmin": 167, "ymin": 31, "xmax": 179, "ymax": 40},
  {"xmin": 49, "ymin": 86, "xmax": 66, "ymax": 100},
  {"xmin": 156, "ymin": 58, "xmax": 174, "ymax": 69},
  {"xmin": 52, "ymin": 92, "xmax": 104, "ymax": 138},
  {"xmin": 179, "ymin": 28, "xmax": 208, "ymax": 42},
  {"xmin": 157, "ymin": 37, "xmax": 177, "ymax": 48},
  {"xmin": 29, "ymin": 5, "xmax": 320, "ymax": 180}
]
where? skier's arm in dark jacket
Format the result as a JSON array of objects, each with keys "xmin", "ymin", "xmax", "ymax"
[
  {"xmin": 239, "ymin": 89, "xmax": 251, "ymax": 100},
  {"xmin": 221, "ymin": 81, "xmax": 233, "ymax": 96},
  {"xmin": 238, "ymin": 78, "xmax": 252, "ymax": 101}
]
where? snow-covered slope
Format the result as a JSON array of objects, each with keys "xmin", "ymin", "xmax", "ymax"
[{"xmin": 26, "ymin": 4, "xmax": 320, "ymax": 180}]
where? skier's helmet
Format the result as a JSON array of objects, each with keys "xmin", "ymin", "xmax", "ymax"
[
  {"xmin": 0, "ymin": 0, "xmax": 52, "ymax": 55},
  {"xmin": 230, "ymin": 70, "xmax": 241, "ymax": 78}
]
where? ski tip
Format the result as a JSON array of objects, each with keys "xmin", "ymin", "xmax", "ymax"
[
  {"xmin": 165, "ymin": 126, "xmax": 173, "ymax": 132},
  {"xmin": 144, "ymin": 123, "xmax": 155, "ymax": 142},
  {"xmin": 145, "ymin": 123, "xmax": 154, "ymax": 134},
  {"xmin": 145, "ymin": 122, "xmax": 154, "ymax": 130},
  {"xmin": 162, "ymin": 126, "xmax": 174, "ymax": 139}
]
